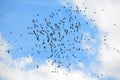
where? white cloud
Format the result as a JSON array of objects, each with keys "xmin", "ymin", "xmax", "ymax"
[
  {"xmin": 63, "ymin": 0, "xmax": 120, "ymax": 80},
  {"xmin": 1, "ymin": 0, "xmax": 120, "ymax": 79},
  {"xmin": 0, "ymin": 33, "xmax": 95, "ymax": 80}
]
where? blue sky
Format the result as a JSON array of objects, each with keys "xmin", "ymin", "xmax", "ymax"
[
  {"xmin": 0, "ymin": 0, "xmax": 120, "ymax": 80},
  {"xmin": 0, "ymin": 0, "xmax": 61, "ymax": 57},
  {"xmin": 0, "ymin": 0, "xmax": 100, "ymax": 64}
]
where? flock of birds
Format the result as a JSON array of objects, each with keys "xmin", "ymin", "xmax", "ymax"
[
  {"xmin": 26, "ymin": 2, "xmax": 120, "ymax": 74},
  {"xmin": 27, "ymin": 2, "xmax": 100, "ymax": 73},
  {"xmin": 0, "ymin": 2, "xmax": 120, "ymax": 78}
]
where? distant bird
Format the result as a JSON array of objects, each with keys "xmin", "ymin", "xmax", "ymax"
[
  {"xmin": 37, "ymin": 13, "xmax": 39, "ymax": 16},
  {"xmin": 101, "ymin": 74, "xmax": 103, "ymax": 76},
  {"xmin": 37, "ymin": 64, "xmax": 39, "ymax": 68},
  {"xmin": 6, "ymin": 50, "xmax": 10, "ymax": 54},
  {"xmin": 10, "ymin": 32, "xmax": 12, "ymax": 35},
  {"xmin": 20, "ymin": 34, "xmax": 23, "ymax": 37}
]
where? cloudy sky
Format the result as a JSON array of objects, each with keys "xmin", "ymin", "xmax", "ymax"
[{"xmin": 0, "ymin": 0, "xmax": 120, "ymax": 80}]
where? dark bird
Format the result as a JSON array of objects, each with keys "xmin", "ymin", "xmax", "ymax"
[{"xmin": 37, "ymin": 64, "xmax": 39, "ymax": 68}]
